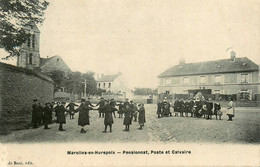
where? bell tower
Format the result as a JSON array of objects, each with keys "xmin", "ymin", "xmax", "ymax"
[{"xmin": 17, "ymin": 23, "xmax": 40, "ymax": 69}]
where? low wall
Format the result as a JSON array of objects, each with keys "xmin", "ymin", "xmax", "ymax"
[{"xmin": 0, "ymin": 62, "xmax": 54, "ymax": 134}]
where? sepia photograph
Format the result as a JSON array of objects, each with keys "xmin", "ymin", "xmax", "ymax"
[{"xmin": 0, "ymin": 0, "xmax": 259, "ymax": 166}]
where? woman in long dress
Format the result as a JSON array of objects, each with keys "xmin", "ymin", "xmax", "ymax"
[
  {"xmin": 227, "ymin": 97, "xmax": 235, "ymax": 121},
  {"xmin": 103, "ymin": 100, "xmax": 114, "ymax": 133}
]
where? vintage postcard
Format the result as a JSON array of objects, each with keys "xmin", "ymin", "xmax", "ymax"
[{"xmin": 0, "ymin": 0, "xmax": 259, "ymax": 166}]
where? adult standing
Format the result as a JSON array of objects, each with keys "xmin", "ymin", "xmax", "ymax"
[
  {"xmin": 227, "ymin": 97, "xmax": 235, "ymax": 121},
  {"xmin": 109, "ymin": 99, "xmax": 117, "ymax": 118},
  {"xmin": 43, "ymin": 102, "xmax": 52, "ymax": 129}
]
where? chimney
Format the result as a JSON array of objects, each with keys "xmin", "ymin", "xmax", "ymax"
[
  {"xmin": 179, "ymin": 58, "xmax": 185, "ymax": 65},
  {"xmin": 230, "ymin": 50, "xmax": 236, "ymax": 61}
]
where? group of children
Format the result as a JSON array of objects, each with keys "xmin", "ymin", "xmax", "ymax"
[
  {"xmin": 157, "ymin": 97, "xmax": 235, "ymax": 121},
  {"xmin": 31, "ymin": 98, "xmax": 146, "ymax": 133}
]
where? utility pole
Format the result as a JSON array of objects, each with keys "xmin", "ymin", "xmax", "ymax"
[{"xmin": 82, "ymin": 79, "xmax": 87, "ymax": 98}]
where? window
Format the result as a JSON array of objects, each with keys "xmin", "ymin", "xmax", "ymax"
[
  {"xmin": 165, "ymin": 78, "xmax": 171, "ymax": 85},
  {"xmin": 200, "ymin": 76, "xmax": 206, "ymax": 84},
  {"xmin": 240, "ymin": 90, "xmax": 251, "ymax": 100},
  {"xmin": 32, "ymin": 34, "xmax": 35, "ymax": 49},
  {"xmin": 108, "ymin": 83, "xmax": 111, "ymax": 88},
  {"xmin": 183, "ymin": 77, "xmax": 189, "ymax": 85},
  {"xmin": 98, "ymin": 83, "xmax": 101, "ymax": 88},
  {"xmin": 241, "ymin": 74, "xmax": 248, "ymax": 84},
  {"xmin": 215, "ymin": 75, "xmax": 221, "ymax": 84},
  {"xmin": 27, "ymin": 35, "xmax": 31, "ymax": 47},
  {"xmin": 103, "ymin": 83, "xmax": 106, "ymax": 88},
  {"xmin": 165, "ymin": 91, "xmax": 170, "ymax": 95},
  {"xmin": 29, "ymin": 53, "xmax": 33, "ymax": 64}
]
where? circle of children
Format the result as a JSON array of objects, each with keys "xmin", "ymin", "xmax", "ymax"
[
  {"xmin": 31, "ymin": 98, "xmax": 146, "ymax": 133},
  {"xmin": 157, "ymin": 96, "xmax": 235, "ymax": 121}
]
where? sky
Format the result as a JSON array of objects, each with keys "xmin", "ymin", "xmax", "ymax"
[{"xmin": 1, "ymin": 0, "xmax": 259, "ymax": 89}]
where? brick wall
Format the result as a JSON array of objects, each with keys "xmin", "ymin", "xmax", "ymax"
[{"xmin": 0, "ymin": 62, "xmax": 54, "ymax": 134}]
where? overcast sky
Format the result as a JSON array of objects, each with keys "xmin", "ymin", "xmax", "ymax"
[{"xmin": 1, "ymin": 0, "xmax": 259, "ymax": 88}]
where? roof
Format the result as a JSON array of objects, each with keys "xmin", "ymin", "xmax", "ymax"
[
  {"xmin": 97, "ymin": 74, "xmax": 120, "ymax": 82},
  {"xmin": 158, "ymin": 57, "xmax": 259, "ymax": 78},
  {"xmin": 40, "ymin": 55, "xmax": 71, "ymax": 73}
]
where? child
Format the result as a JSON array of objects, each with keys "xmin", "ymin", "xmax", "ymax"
[
  {"xmin": 214, "ymin": 100, "xmax": 222, "ymax": 120},
  {"xmin": 123, "ymin": 103, "xmax": 132, "ymax": 132},
  {"xmin": 103, "ymin": 100, "xmax": 114, "ymax": 133},
  {"xmin": 138, "ymin": 103, "xmax": 146, "ymax": 130}
]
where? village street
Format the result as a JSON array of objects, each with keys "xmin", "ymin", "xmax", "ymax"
[{"xmin": 0, "ymin": 104, "xmax": 259, "ymax": 144}]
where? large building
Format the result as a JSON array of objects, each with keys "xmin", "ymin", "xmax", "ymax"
[{"xmin": 158, "ymin": 52, "xmax": 259, "ymax": 100}]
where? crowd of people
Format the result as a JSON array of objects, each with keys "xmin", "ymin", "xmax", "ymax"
[
  {"xmin": 31, "ymin": 98, "xmax": 146, "ymax": 133},
  {"xmin": 157, "ymin": 97, "xmax": 235, "ymax": 121}
]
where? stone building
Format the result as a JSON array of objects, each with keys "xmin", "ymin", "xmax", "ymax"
[
  {"xmin": 158, "ymin": 53, "xmax": 259, "ymax": 100},
  {"xmin": 17, "ymin": 22, "xmax": 41, "ymax": 69}
]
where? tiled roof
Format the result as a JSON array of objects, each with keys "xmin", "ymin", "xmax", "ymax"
[
  {"xmin": 97, "ymin": 75, "xmax": 120, "ymax": 82},
  {"xmin": 158, "ymin": 57, "xmax": 259, "ymax": 78}
]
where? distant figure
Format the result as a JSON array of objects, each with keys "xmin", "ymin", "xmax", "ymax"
[
  {"xmin": 227, "ymin": 97, "xmax": 235, "ymax": 121},
  {"xmin": 117, "ymin": 101, "xmax": 124, "ymax": 118},
  {"xmin": 66, "ymin": 100, "xmax": 79, "ymax": 119},
  {"xmin": 162, "ymin": 99, "xmax": 171, "ymax": 117},
  {"xmin": 173, "ymin": 99, "xmax": 180, "ymax": 117},
  {"xmin": 43, "ymin": 102, "xmax": 52, "ymax": 129},
  {"xmin": 189, "ymin": 99, "xmax": 195, "ymax": 117},
  {"xmin": 184, "ymin": 99, "xmax": 189, "ymax": 117},
  {"xmin": 214, "ymin": 100, "xmax": 222, "ymax": 120},
  {"xmin": 32, "ymin": 99, "xmax": 39, "ymax": 129},
  {"xmin": 179, "ymin": 99, "xmax": 185, "ymax": 117},
  {"xmin": 133, "ymin": 103, "xmax": 138, "ymax": 122},
  {"xmin": 55, "ymin": 101, "xmax": 67, "ymax": 131},
  {"xmin": 206, "ymin": 99, "xmax": 213, "ymax": 120},
  {"xmin": 157, "ymin": 100, "xmax": 162, "ymax": 118},
  {"xmin": 103, "ymin": 100, "xmax": 114, "ymax": 133},
  {"xmin": 50, "ymin": 102, "xmax": 56, "ymax": 122},
  {"xmin": 138, "ymin": 103, "xmax": 146, "ymax": 130}
]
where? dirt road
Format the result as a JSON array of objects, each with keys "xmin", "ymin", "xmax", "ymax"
[{"xmin": 0, "ymin": 104, "xmax": 259, "ymax": 144}]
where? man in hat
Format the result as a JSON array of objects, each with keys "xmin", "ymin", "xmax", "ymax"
[
  {"xmin": 32, "ymin": 99, "xmax": 39, "ymax": 128},
  {"xmin": 43, "ymin": 102, "xmax": 52, "ymax": 129},
  {"xmin": 55, "ymin": 101, "xmax": 68, "ymax": 131},
  {"xmin": 96, "ymin": 97, "xmax": 105, "ymax": 118},
  {"xmin": 66, "ymin": 100, "xmax": 79, "ymax": 119}
]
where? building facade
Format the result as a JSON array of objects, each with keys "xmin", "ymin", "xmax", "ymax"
[
  {"xmin": 96, "ymin": 73, "xmax": 130, "ymax": 94},
  {"xmin": 158, "ymin": 54, "xmax": 259, "ymax": 100}
]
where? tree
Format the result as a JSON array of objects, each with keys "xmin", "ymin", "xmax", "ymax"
[
  {"xmin": 0, "ymin": 0, "xmax": 49, "ymax": 59},
  {"xmin": 45, "ymin": 70, "xmax": 65, "ymax": 92}
]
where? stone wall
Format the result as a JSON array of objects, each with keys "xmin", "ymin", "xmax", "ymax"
[{"xmin": 0, "ymin": 62, "xmax": 54, "ymax": 134}]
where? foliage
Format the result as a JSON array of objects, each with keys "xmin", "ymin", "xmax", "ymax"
[
  {"xmin": 0, "ymin": 0, "xmax": 49, "ymax": 58},
  {"xmin": 45, "ymin": 70, "xmax": 98, "ymax": 95},
  {"xmin": 133, "ymin": 87, "xmax": 158, "ymax": 95}
]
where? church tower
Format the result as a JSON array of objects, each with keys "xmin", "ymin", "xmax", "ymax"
[{"xmin": 17, "ymin": 23, "xmax": 40, "ymax": 69}]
